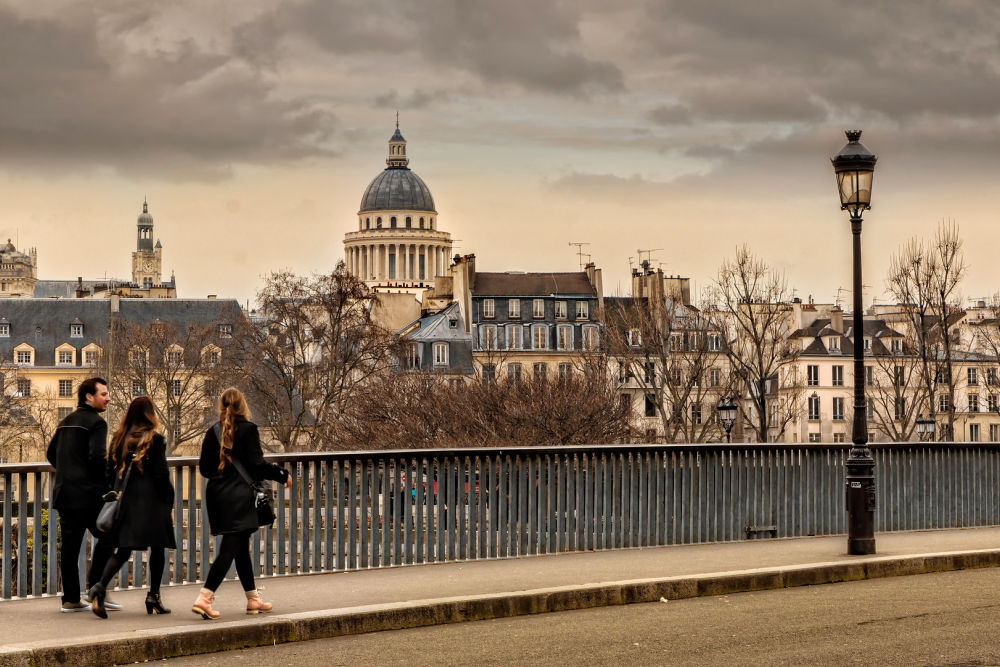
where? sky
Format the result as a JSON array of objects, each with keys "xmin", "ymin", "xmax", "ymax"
[{"xmin": 3, "ymin": 0, "xmax": 1000, "ymax": 310}]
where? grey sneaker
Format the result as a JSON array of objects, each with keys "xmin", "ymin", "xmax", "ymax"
[
  {"xmin": 61, "ymin": 601, "xmax": 88, "ymax": 612},
  {"xmin": 84, "ymin": 590, "xmax": 122, "ymax": 611}
]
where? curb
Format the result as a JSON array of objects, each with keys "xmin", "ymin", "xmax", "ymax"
[{"xmin": 4, "ymin": 548, "xmax": 1000, "ymax": 666}]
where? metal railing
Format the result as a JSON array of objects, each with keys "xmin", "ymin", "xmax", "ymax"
[{"xmin": 2, "ymin": 442, "xmax": 999, "ymax": 600}]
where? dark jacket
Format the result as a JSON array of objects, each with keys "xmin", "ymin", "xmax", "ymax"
[
  {"xmin": 199, "ymin": 417, "xmax": 288, "ymax": 535},
  {"xmin": 108, "ymin": 433, "xmax": 176, "ymax": 549},
  {"xmin": 46, "ymin": 405, "xmax": 110, "ymax": 511}
]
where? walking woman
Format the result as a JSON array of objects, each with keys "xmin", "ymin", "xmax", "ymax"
[
  {"xmin": 192, "ymin": 387, "xmax": 291, "ymax": 619},
  {"xmin": 88, "ymin": 396, "xmax": 176, "ymax": 619}
]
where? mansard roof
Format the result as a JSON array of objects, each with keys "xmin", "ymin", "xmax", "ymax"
[{"xmin": 472, "ymin": 272, "xmax": 597, "ymax": 297}]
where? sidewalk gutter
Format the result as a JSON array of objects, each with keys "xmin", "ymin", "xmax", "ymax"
[{"xmin": 3, "ymin": 548, "xmax": 1000, "ymax": 666}]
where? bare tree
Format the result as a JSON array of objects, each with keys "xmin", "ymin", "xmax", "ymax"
[
  {"xmin": 886, "ymin": 221, "xmax": 966, "ymax": 440},
  {"xmin": 240, "ymin": 262, "xmax": 399, "ymax": 452},
  {"xmin": 602, "ymin": 297, "xmax": 738, "ymax": 443},
  {"xmin": 866, "ymin": 338, "xmax": 926, "ymax": 441},
  {"xmin": 706, "ymin": 246, "xmax": 800, "ymax": 442},
  {"xmin": 0, "ymin": 365, "xmax": 38, "ymax": 462}
]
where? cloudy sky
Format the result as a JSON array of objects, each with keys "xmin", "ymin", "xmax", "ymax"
[{"xmin": 3, "ymin": 0, "xmax": 1000, "ymax": 308}]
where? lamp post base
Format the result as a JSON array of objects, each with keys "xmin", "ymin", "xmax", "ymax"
[{"xmin": 848, "ymin": 536, "xmax": 876, "ymax": 556}]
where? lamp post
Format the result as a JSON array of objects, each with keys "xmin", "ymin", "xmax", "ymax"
[
  {"xmin": 717, "ymin": 398, "xmax": 738, "ymax": 443},
  {"xmin": 832, "ymin": 130, "xmax": 878, "ymax": 555},
  {"xmin": 915, "ymin": 416, "xmax": 935, "ymax": 442}
]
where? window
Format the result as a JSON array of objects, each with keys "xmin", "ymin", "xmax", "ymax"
[
  {"xmin": 481, "ymin": 364, "xmax": 496, "ymax": 386},
  {"xmin": 828, "ymin": 337, "xmax": 840, "ymax": 352},
  {"xmin": 206, "ymin": 349, "xmax": 220, "ymax": 365},
  {"xmin": 832, "ymin": 366, "xmax": 844, "ymax": 386},
  {"xmin": 132, "ymin": 381, "xmax": 144, "ymax": 397},
  {"xmin": 618, "ymin": 361, "xmax": 633, "ymax": 384},
  {"xmin": 990, "ymin": 394, "xmax": 999, "ymax": 413},
  {"xmin": 935, "ymin": 368, "xmax": 950, "ymax": 385},
  {"xmin": 58, "ymin": 379, "xmax": 73, "ymax": 397},
  {"xmin": 507, "ymin": 363, "xmax": 522, "ymax": 383},
  {"xmin": 619, "ymin": 394, "xmax": 631, "ymax": 413},
  {"xmin": 808, "ymin": 395, "xmax": 820, "ymax": 420},
  {"xmin": 891, "ymin": 338, "xmax": 902, "ymax": 354},
  {"xmin": 218, "ymin": 324, "xmax": 233, "ymax": 338},
  {"xmin": 433, "ymin": 342, "xmax": 449, "ymax": 366},
  {"xmin": 533, "ymin": 299, "xmax": 545, "ymax": 318},
  {"xmin": 405, "ymin": 216, "xmax": 411, "ymax": 228},
  {"xmin": 509, "ymin": 299, "xmax": 520, "ymax": 319},
  {"xmin": 864, "ymin": 338, "xmax": 871, "ymax": 351},
  {"xmin": 168, "ymin": 407, "xmax": 181, "ymax": 434},
  {"xmin": 644, "ymin": 394, "xmax": 657, "ymax": 418},
  {"xmin": 419, "ymin": 217, "xmax": 424, "ymax": 228},
  {"xmin": 691, "ymin": 404, "xmax": 702, "ymax": 425},
  {"xmin": 867, "ymin": 399, "xmax": 874, "ymax": 421},
  {"xmin": 16, "ymin": 350, "xmax": 31, "ymax": 365},
  {"xmin": 167, "ymin": 349, "xmax": 182, "ymax": 366},
  {"xmin": 480, "ymin": 325, "xmax": 497, "ymax": 350},
  {"xmin": 970, "ymin": 424, "xmax": 981, "ymax": 442},
  {"xmin": 808, "ymin": 433, "xmax": 821, "ymax": 443},
  {"xmin": 16, "ymin": 378, "xmax": 30, "ymax": 397},
  {"xmin": 895, "ymin": 397, "xmax": 906, "ymax": 421},
  {"xmin": 895, "ymin": 366, "xmax": 905, "ymax": 387},
  {"xmin": 938, "ymin": 394, "xmax": 950, "ymax": 412},
  {"xmin": 532, "ymin": 326, "xmax": 548, "ymax": 350},
  {"xmin": 992, "ymin": 424, "xmax": 1000, "ymax": 442},
  {"xmin": 969, "ymin": 394, "xmax": 980, "ymax": 413},
  {"xmin": 640, "ymin": 361, "xmax": 655, "ymax": 383},
  {"xmin": 627, "ymin": 329, "xmax": 641, "ymax": 348},
  {"xmin": 557, "ymin": 324, "xmax": 572, "ymax": 351},
  {"xmin": 507, "ymin": 325, "xmax": 523, "ymax": 350},
  {"xmin": 390, "ymin": 216, "xmax": 397, "ymax": 228},
  {"xmin": 833, "ymin": 433, "xmax": 846, "ymax": 443},
  {"xmin": 555, "ymin": 301, "xmax": 567, "ymax": 319},
  {"xmin": 70, "ymin": 323, "xmax": 83, "ymax": 337},
  {"xmin": 710, "ymin": 368, "xmax": 721, "ymax": 387},
  {"xmin": 165, "ymin": 379, "xmax": 180, "ymax": 397},
  {"xmin": 865, "ymin": 366, "xmax": 873, "ymax": 387},
  {"xmin": 576, "ymin": 301, "xmax": 588, "ymax": 319},
  {"xmin": 833, "ymin": 397, "xmax": 844, "ymax": 421},
  {"xmin": 989, "ymin": 368, "xmax": 999, "ymax": 386},
  {"xmin": 533, "ymin": 362, "xmax": 547, "ymax": 381},
  {"xmin": 582, "ymin": 326, "xmax": 599, "ymax": 351},
  {"xmin": 558, "ymin": 363, "xmax": 573, "ymax": 380},
  {"xmin": 85, "ymin": 350, "xmax": 99, "ymax": 365},
  {"xmin": 807, "ymin": 365, "xmax": 819, "ymax": 386},
  {"xmin": 968, "ymin": 368, "xmax": 979, "ymax": 386},
  {"xmin": 482, "ymin": 299, "xmax": 495, "ymax": 319},
  {"xmin": 58, "ymin": 407, "xmax": 73, "ymax": 420},
  {"xmin": 0, "ymin": 323, "xmax": 8, "ymax": 337},
  {"xmin": 708, "ymin": 334, "xmax": 721, "ymax": 352},
  {"xmin": 58, "ymin": 350, "xmax": 73, "ymax": 365},
  {"xmin": 669, "ymin": 335, "xmax": 681, "ymax": 352}
]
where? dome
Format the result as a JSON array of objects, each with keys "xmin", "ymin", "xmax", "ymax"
[
  {"xmin": 359, "ymin": 168, "xmax": 436, "ymax": 213},
  {"xmin": 138, "ymin": 200, "xmax": 153, "ymax": 226}
]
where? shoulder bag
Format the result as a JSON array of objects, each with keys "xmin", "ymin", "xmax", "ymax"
[
  {"xmin": 214, "ymin": 423, "xmax": 276, "ymax": 527},
  {"xmin": 96, "ymin": 458, "xmax": 133, "ymax": 534}
]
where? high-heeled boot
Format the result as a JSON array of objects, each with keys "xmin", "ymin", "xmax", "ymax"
[
  {"xmin": 191, "ymin": 588, "xmax": 220, "ymax": 620},
  {"xmin": 145, "ymin": 591, "xmax": 171, "ymax": 615},
  {"xmin": 245, "ymin": 589, "xmax": 273, "ymax": 614},
  {"xmin": 87, "ymin": 583, "xmax": 107, "ymax": 619}
]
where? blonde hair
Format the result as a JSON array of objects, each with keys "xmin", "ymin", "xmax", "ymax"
[
  {"xmin": 217, "ymin": 387, "xmax": 251, "ymax": 472},
  {"xmin": 109, "ymin": 396, "xmax": 160, "ymax": 477}
]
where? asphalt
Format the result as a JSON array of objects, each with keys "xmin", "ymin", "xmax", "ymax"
[{"xmin": 3, "ymin": 527, "xmax": 1000, "ymax": 666}]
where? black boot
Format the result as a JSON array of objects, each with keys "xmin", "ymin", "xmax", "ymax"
[
  {"xmin": 88, "ymin": 584, "xmax": 107, "ymax": 619},
  {"xmin": 145, "ymin": 591, "xmax": 171, "ymax": 615}
]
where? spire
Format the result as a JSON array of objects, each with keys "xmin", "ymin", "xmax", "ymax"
[
  {"xmin": 143, "ymin": 197, "xmax": 148, "ymax": 214},
  {"xmin": 387, "ymin": 117, "xmax": 408, "ymax": 168}
]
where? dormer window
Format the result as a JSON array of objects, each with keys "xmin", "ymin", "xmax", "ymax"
[
  {"xmin": 218, "ymin": 324, "xmax": 233, "ymax": 338},
  {"xmin": 891, "ymin": 339, "xmax": 902, "ymax": 354},
  {"xmin": 482, "ymin": 298, "xmax": 495, "ymax": 319},
  {"xmin": 864, "ymin": 338, "xmax": 872, "ymax": 351},
  {"xmin": 448, "ymin": 318, "xmax": 458, "ymax": 329},
  {"xmin": 0, "ymin": 322, "xmax": 8, "ymax": 337},
  {"xmin": 828, "ymin": 337, "xmax": 840, "ymax": 352},
  {"xmin": 70, "ymin": 323, "xmax": 83, "ymax": 337},
  {"xmin": 16, "ymin": 350, "xmax": 31, "ymax": 365},
  {"xmin": 555, "ymin": 301, "xmax": 567, "ymax": 319}
]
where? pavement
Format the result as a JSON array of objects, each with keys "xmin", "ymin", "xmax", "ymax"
[{"xmin": 3, "ymin": 527, "xmax": 1000, "ymax": 666}]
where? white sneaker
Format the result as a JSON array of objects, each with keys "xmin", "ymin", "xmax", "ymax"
[{"xmin": 84, "ymin": 590, "xmax": 123, "ymax": 611}]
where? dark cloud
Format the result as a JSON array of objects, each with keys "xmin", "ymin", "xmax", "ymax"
[{"xmin": 0, "ymin": 5, "xmax": 337, "ymax": 179}]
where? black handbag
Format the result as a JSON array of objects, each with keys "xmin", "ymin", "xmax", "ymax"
[
  {"xmin": 96, "ymin": 458, "xmax": 133, "ymax": 534},
  {"xmin": 214, "ymin": 423, "xmax": 277, "ymax": 527}
]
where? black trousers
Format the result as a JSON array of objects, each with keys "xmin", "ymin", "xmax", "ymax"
[
  {"xmin": 56, "ymin": 507, "xmax": 115, "ymax": 603},
  {"xmin": 204, "ymin": 530, "xmax": 256, "ymax": 592}
]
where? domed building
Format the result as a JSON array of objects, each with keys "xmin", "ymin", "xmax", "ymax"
[{"xmin": 344, "ymin": 123, "xmax": 453, "ymax": 293}]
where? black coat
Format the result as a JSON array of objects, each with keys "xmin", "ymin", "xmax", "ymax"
[
  {"xmin": 199, "ymin": 417, "xmax": 288, "ymax": 535},
  {"xmin": 108, "ymin": 433, "xmax": 176, "ymax": 549},
  {"xmin": 46, "ymin": 405, "xmax": 110, "ymax": 511}
]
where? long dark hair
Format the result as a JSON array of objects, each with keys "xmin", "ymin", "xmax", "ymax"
[
  {"xmin": 109, "ymin": 395, "xmax": 160, "ymax": 477},
  {"xmin": 217, "ymin": 387, "xmax": 251, "ymax": 472}
]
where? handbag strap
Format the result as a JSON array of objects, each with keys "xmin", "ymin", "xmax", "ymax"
[
  {"xmin": 116, "ymin": 456, "xmax": 135, "ymax": 495},
  {"xmin": 213, "ymin": 422, "xmax": 256, "ymax": 489}
]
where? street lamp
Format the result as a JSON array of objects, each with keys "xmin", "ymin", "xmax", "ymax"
[
  {"xmin": 915, "ymin": 416, "xmax": 936, "ymax": 442},
  {"xmin": 717, "ymin": 398, "xmax": 738, "ymax": 443},
  {"xmin": 832, "ymin": 129, "xmax": 878, "ymax": 556}
]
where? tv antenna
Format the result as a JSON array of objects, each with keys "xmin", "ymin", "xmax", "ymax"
[
  {"xmin": 636, "ymin": 248, "xmax": 663, "ymax": 271},
  {"xmin": 568, "ymin": 242, "xmax": 591, "ymax": 270},
  {"xmin": 835, "ymin": 287, "xmax": 846, "ymax": 308}
]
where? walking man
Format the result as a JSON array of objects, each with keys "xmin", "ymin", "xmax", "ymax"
[{"xmin": 46, "ymin": 377, "xmax": 121, "ymax": 612}]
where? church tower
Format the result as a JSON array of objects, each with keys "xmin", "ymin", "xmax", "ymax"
[{"xmin": 131, "ymin": 199, "xmax": 163, "ymax": 288}]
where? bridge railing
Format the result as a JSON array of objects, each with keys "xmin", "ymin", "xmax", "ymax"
[{"xmin": 2, "ymin": 442, "xmax": 998, "ymax": 600}]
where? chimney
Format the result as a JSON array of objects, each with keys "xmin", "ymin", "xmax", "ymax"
[{"xmin": 831, "ymin": 307, "xmax": 844, "ymax": 333}]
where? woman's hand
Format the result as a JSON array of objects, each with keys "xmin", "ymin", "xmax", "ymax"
[{"xmin": 284, "ymin": 476, "xmax": 292, "ymax": 489}]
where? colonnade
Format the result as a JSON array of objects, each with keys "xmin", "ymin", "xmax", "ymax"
[{"xmin": 345, "ymin": 243, "xmax": 452, "ymax": 284}]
